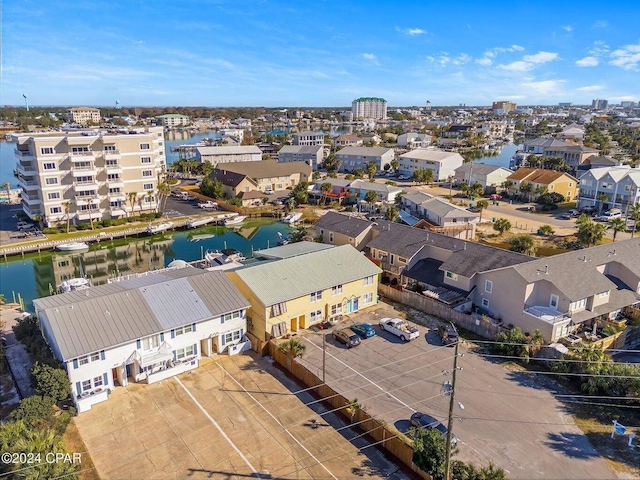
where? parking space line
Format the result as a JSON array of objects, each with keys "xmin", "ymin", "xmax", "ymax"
[
  {"xmin": 216, "ymin": 362, "xmax": 339, "ymax": 480},
  {"xmin": 174, "ymin": 376, "xmax": 262, "ymax": 479},
  {"xmin": 303, "ymin": 336, "xmax": 416, "ymax": 413}
]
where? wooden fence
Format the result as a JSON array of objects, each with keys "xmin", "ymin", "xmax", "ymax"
[
  {"xmin": 378, "ymin": 284, "xmax": 504, "ymax": 339},
  {"xmin": 268, "ymin": 341, "xmax": 432, "ymax": 480}
]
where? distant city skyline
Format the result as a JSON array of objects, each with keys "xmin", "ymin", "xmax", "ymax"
[{"xmin": 2, "ymin": 0, "xmax": 639, "ymax": 107}]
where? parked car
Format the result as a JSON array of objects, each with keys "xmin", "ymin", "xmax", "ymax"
[
  {"xmin": 332, "ymin": 328, "xmax": 361, "ymax": 348},
  {"xmin": 350, "ymin": 322, "xmax": 376, "ymax": 339},
  {"xmin": 580, "ymin": 205, "xmax": 597, "ymax": 215},
  {"xmin": 490, "ymin": 194, "xmax": 502, "ymax": 200},
  {"xmin": 598, "ymin": 208, "xmax": 622, "ymax": 221},
  {"xmin": 437, "ymin": 324, "xmax": 459, "ymax": 346},
  {"xmin": 410, "ymin": 412, "xmax": 458, "ymax": 446},
  {"xmin": 198, "ymin": 201, "xmax": 218, "ymax": 209},
  {"xmin": 561, "ymin": 209, "xmax": 580, "ymax": 219},
  {"xmin": 398, "ymin": 175, "xmax": 408, "ymax": 180},
  {"xmin": 17, "ymin": 221, "xmax": 35, "ymax": 231},
  {"xmin": 379, "ymin": 317, "xmax": 419, "ymax": 342}
]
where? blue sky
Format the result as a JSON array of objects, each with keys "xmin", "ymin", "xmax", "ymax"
[{"xmin": 2, "ymin": 0, "xmax": 639, "ymax": 107}]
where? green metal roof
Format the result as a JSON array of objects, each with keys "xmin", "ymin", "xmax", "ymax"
[
  {"xmin": 234, "ymin": 244, "xmax": 381, "ymax": 307},
  {"xmin": 353, "ymin": 97, "xmax": 387, "ymax": 102}
]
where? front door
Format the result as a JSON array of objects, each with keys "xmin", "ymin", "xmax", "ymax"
[
  {"xmin": 291, "ymin": 317, "xmax": 298, "ymax": 332},
  {"xmin": 353, "ymin": 297, "xmax": 359, "ymax": 312},
  {"xmin": 346, "ymin": 300, "xmax": 352, "ymax": 314},
  {"xmin": 299, "ymin": 315, "xmax": 306, "ymax": 329},
  {"xmin": 111, "ymin": 368, "xmax": 119, "ymax": 387}
]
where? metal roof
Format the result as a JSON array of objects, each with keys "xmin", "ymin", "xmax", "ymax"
[
  {"xmin": 233, "ymin": 245, "xmax": 381, "ymax": 307},
  {"xmin": 254, "ymin": 241, "xmax": 335, "ymax": 259}
]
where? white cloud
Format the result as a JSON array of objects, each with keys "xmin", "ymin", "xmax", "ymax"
[
  {"xmin": 576, "ymin": 85, "xmax": 603, "ymax": 92},
  {"xmin": 523, "ymin": 51, "xmax": 558, "ymax": 64},
  {"xmin": 521, "ymin": 79, "xmax": 566, "ymax": 96},
  {"xmin": 425, "ymin": 53, "xmax": 453, "ymax": 66},
  {"xmin": 452, "ymin": 53, "xmax": 471, "ymax": 65},
  {"xmin": 476, "ymin": 57, "xmax": 492, "ymax": 66},
  {"xmin": 396, "ymin": 27, "xmax": 426, "ymax": 36},
  {"xmin": 576, "ymin": 56, "xmax": 599, "ymax": 67},
  {"xmin": 561, "ymin": 25, "xmax": 573, "ymax": 32},
  {"xmin": 610, "ymin": 43, "xmax": 640, "ymax": 70},
  {"xmin": 592, "ymin": 20, "xmax": 609, "ymax": 29},
  {"xmin": 362, "ymin": 53, "xmax": 376, "ymax": 60},
  {"xmin": 500, "ymin": 61, "xmax": 531, "ymax": 72}
]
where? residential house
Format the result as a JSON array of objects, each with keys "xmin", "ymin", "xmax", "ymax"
[
  {"xmin": 33, "ymin": 267, "xmax": 250, "ymax": 412},
  {"xmin": 362, "ymin": 133, "xmax": 383, "ymax": 145},
  {"xmin": 308, "ymin": 178, "xmax": 353, "ymax": 205},
  {"xmin": 219, "ymin": 128, "xmax": 245, "ymax": 142},
  {"xmin": 577, "ymin": 166, "xmax": 640, "ymax": 213},
  {"xmin": 441, "ymin": 125, "xmax": 474, "ymax": 139},
  {"xmin": 333, "ymin": 134, "xmax": 363, "ymax": 147},
  {"xmin": 335, "ymin": 146, "xmax": 395, "ymax": 173},
  {"xmin": 453, "ymin": 163, "xmax": 513, "ymax": 191},
  {"xmin": 293, "ymin": 131, "xmax": 325, "ymax": 146},
  {"xmin": 195, "ymin": 146, "xmax": 262, "ymax": 165},
  {"xmin": 576, "ymin": 155, "xmax": 622, "ymax": 173},
  {"xmin": 227, "ymin": 244, "xmax": 381, "ymax": 341},
  {"xmin": 347, "ymin": 179, "xmax": 403, "ymax": 206},
  {"xmin": 522, "ymin": 137, "xmax": 599, "ymax": 171},
  {"xmin": 208, "ymin": 169, "xmax": 258, "ymax": 199},
  {"xmin": 278, "ymin": 145, "xmax": 323, "ymax": 170},
  {"xmin": 397, "ymin": 133, "xmax": 432, "ymax": 149},
  {"xmin": 558, "ymin": 123, "xmax": 585, "ymax": 141},
  {"xmin": 523, "ymin": 137, "xmax": 573, "ymax": 155},
  {"xmin": 212, "ymin": 160, "xmax": 311, "ymax": 195},
  {"xmin": 476, "ymin": 239, "xmax": 640, "ymax": 342},
  {"xmin": 400, "ymin": 192, "xmax": 478, "ymax": 239},
  {"xmin": 314, "ymin": 211, "xmax": 377, "ymax": 250},
  {"xmin": 507, "ymin": 168, "xmax": 578, "ymax": 201},
  {"xmin": 398, "ymin": 149, "xmax": 464, "ymax": 181}
]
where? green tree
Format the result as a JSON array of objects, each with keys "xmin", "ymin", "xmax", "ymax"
[
  {"xmin": 277, "ymin": 338, "xmax": 306, "ymax": 371},
  {"xmin": 365, "ymin": 161, "xmax": 377, "ymax": 180},
  {"xmin": 353, "ymin": 168, "xmax": 364, "ymax": 179},
  {"xmin": 493, "ymin": 218, "xmax": 512, "ymax": 234},
  {"xmin": 156, "ymin": 181, "xmax": 172, "ymax": 214},
  {"xmin": 537, "ymin": 225, "xmax": 555, "ymax": 235},
  {"xmin": 200, "ymin": 177, "xmax": 223, "ymax": 199},
  {"xmin": 1, "ymin": 182, "xmax": 11, "ymax": 201},
  {"xmin": 476, "ymin": 199, "xmax": 489, "ymax": 222},
  {"xmin": 9, "ymin": 396, "xmax": 57, "ymax": 429},
  {"xmin": 291, "ymin": 182, "xmax": 309, "ymax": 206},
  {"xmin": 469, "ymin": 182, "xmax": 484, "ymax": 198},
  {"xmin": 630, "ymin": 202, "xmax": 640, "ymax": 238},
  {"xmin": 576, "ymin": 218, "xmax": 607, "ymax": 247},
  {"xmin": 390, "ymin": 158, "xmax": 400, "ymax": 173},
  {"xmin": 30, "ymin": 362, "xmax": 70, "ymax": 401},
  {"xmin": 413, "ymin": 168, "xmax": 434, "ymax": 185},
  {"xmin": 412, "ymin": 427, "xmax": 448, "ymax": 480},
  {"xmin": 458, "ymin": 181, "xmax": 470, "ymax": 196},
  {"xmin": 596, "ymin": 193, "xmax": 609, "ymax": 216},
  {"xmin": 384, "ymin": 206, "xmax": 399, "ymax": 221},
  {"xmin": 537, "ymin": 192, "xmax": 565, "ymax": 206},
  {"xmin": 128, "ymin": 192, "xmax": 138, "ymax": 217},
  {"xmin": 608, "ymin": 217, "xmax": 627, "ymax": 242},
  {"xmin": 509, "ymin": 234, "xmax": 537, "ymax": 256},
  {"xmin": 364, "ymin": 190, "xmax": 378, "ymax": 212},
  {"xmin": 63, "ymin": 201, "xmax": 73, "ymax": 234},
  {"xmin": 319, "ymin": 182, "xmax": 332, "ymax": 206},
  {"xmin": 518, "ymin": 181, "xmax": 533, "ymax": 201},
  {"xmin": 323, "ymin": 154, "xmax": 340, "ymax": 172}
]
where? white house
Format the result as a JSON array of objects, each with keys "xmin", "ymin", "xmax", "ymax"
[
  {"xmin": 453, "ymin": 163, "xmax": 513, "ymax": 189},
  {"xmin": 336, "ymin": 146, "xmax": 395, "ymax": 173},
  {"xmin": 195, "ymin": 146, "xmax": 262, "ymax": 165},
  {"xmin": 398, "ymin": 149, "xmax": 464, "ymax": 181},
  {"xmin": 577, "ymin": 166, "xmax": 640, "ymax": 212},
  {"xmin": 397, "ymin": 133, "xmax": 432, "ymax": 149},
  {"xmin": 400, "ymin": 191, "xmax": 478, "ymax": 239},
  {"xmin": 33, "ymin": 267, "xmax": 250, "ymax": 413}
]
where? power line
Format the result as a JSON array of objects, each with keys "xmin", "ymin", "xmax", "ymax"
[
  {"xmin": 475, "ymin": 352, "xmax": 640, "ymax": 365},
  {"xmin": 469, "ymin": 339, "xmax": 640, "ymax": 355}
]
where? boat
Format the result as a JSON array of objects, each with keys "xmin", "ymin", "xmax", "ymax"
[
  {"xmin": 187, "ymin": 216, "xmax": 217, "ymax": 228},
  {"xmin": 277, "ymin": 232, "xmax": 291, "ymax": 246},
  {"xmin": 204, "ymin": 248, "xmax": 246, "ymax": 266},
  {"xmin": 224, "ymin": 215, "xmax": 247, "ymax": 225},
  {"xmin": 282, "ymin": 212, "xmax": 303, "ymax": 224},
  {"xmin": 189, "ymin": 233, "xmax": 215, "ymax": 242},
  {"xmin": 56, "ymin": 242, "xmax": 89, "ymax": 252},
  {"xmin": 146, "ymin": 222, "xmax": 174, "ymax": 234},
  {"xmin": 58, "ymin": 277, "xmax": 91, "ymax": 293}
]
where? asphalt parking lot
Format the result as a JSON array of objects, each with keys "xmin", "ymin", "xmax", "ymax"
[
  {"xmin": 295, "ymin": 304, "xmax": 617, "ymax": 480},
  {"xmin": 74, "ymin": 353, "xmax": 408, "ymax": 480}
]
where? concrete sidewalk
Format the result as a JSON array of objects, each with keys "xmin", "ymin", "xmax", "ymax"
[{"xmin": 0, "ymin": 308, "xmax": 34, "ymax": 399}]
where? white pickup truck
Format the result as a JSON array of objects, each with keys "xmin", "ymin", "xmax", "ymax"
[
  {"xmin": 198, "ymin": 201, "xmax": 218, "ymax": 209},
  {"xmin": 379, "ymin": 317, "xmax": 420, "ymax": 342}
]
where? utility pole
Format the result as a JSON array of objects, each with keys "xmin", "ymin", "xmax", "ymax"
[
  {"xmin": 444, "ymin": 340, "xmax": 460, "ymax": 480},
  {"xmin": 322, "ymin": 332, "xmax": 326, "ymax": 383}
]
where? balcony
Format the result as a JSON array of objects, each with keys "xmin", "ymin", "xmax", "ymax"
[
  {"xmin": 107, "ymin": 178, "xmax": 125, "ymax": 188},
  {"xmin": 103, "ymin": 149, "xmax": 121, "ymax": 160},
  {"xmin": 108, "ymin": 190, "xmax": 127, "ymax": 201},
  {"xmin": 75, "ymin": 194, "xmax": 99, "ymax": 205},
  {"xmin": 523, "ymin": 305, "xmax": 572, "ymax": 324},
  {"xmin": 76, "ymin": 209, "xmax": 102, "ymax": 221},
  {"xmin": 15, "ymin": 162, "xmax": 36, "ymax": 175},
  {"xmin": 74, "ymin": 178, "xmax": 98, "ymax": 188},
  {"xmin": 21, "ymin": 193, "xmax": 41, "ymax": 205},
  {"xmin": 68, "ymin": 151, "xmax": 96, "ymax": 161},
  {"xmin": 105, "ymin": 162, "xmax": 123, "ymax": 173},
  {"xmin": 17, "ymin": 177, "xmax": 38, "ymax": 189},
  {"xmin": 71, "ymin": 165, "xmax": 98, "ymax": 176},
  {"xmin": 14, "ymin": 149, "xmax": 34, "ymax": 159}
]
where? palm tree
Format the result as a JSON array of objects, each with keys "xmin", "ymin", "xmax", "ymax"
[
  {"xmin": 576, "ymin": 219, "xmax": 607, "ymax": 247},
  {"xmin": 1, "ymin": 182, "xmax": 11, "ymax": 202},
  {"xmin": 390, "ymin": 158, "xmax": 400, "ymax": 174},
  {"xmin": 278, "ymin": 338, "xmax": 306, "ymax": 372},
  {"xmin": 608, "ymin": 217, "xmax": 627, "ymax": 242},
  {"xmin": 319, "ymin": 182, "xmax": 332, "ymax": 206},
  {"xmin": 509, "ymin": 234, "xmax": 537, "ymax": 256},
  {"xmin": 458, "ymin": 181, "xmax": 470, "ymax": 196},
  {"xmin": 596, "ymin": 193, "xmax": 609, "ymax": 216},
  {"xmin": 147, "ymin": 189, "xmax": 155, "ymax": 212},
  {"xmin": 157, "ymin": 182, "xmax": 171, "ymax": 216},
  {"xmin": 629, "ymin": 202, "xmax": 640, "ymax": 238},
  {"xmin": 364, "ymin": 190, "xmax": 378, "ymax": 213},
  {"xmin": 88, "ymin": 199, "xmax": 96, "ymax": 230},
  {"xmin": 365, "ymin": 161, "xmax": 377, "ymax": 180},
  {"xmin": 63, "ymin": 201, "xmax": 72, "ymax": 234},
  {"xmin": 493, "ymin": 218, "xmax": 512, "ymax": 234},
  {"xmin": 476, "ymin": 199, "xmax": 489, "ymax": 222},
  {"xmin": 384, "ymin": 206, "xmax": 399, "ymax": 221},
  {"xmin": 127, "ymin": 192, "xmax": 138, "ymax": 217},
  {"xmin": 519, "ymin": 181, "xmax": 533, "ymax": 201}
]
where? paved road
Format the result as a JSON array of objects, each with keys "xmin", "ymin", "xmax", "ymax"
[{"xmin": 295, "ymin": 305, "xmax": 619, "ymax": 480}]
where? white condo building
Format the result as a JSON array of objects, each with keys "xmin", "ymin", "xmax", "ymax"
[
  {"xmin": 351, "ymin": 97, "xmax": 388, "ymax": 120},
  {"xmin": 398, "ymin": 149, "xmax": 464, "ymax": 182},
  {"xmin": 13, "ymin": 127, "xmax": 166, "ymax": 227}
]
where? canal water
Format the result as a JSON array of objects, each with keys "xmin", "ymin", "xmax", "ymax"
[{"xmin": 1, "ymin": 218, "xmax": 293, "ymax": 311}]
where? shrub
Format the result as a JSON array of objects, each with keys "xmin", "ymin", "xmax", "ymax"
[
  {"xmin": 42, "ymin": 228, "xmax": 59, "ymax": 234},
  {"xmin": 31, "ymin": 362, "xmax": 71, "ymax": 401},
  {"xmin": 537, "ymin": 225, "xmax": 555, "ymax": 235},
  {"xmin": 9, "ymin": 396, "xmax": 57, "ymax": 429}
]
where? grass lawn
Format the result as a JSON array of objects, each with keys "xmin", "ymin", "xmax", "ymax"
[{"xmin": 62, "ymin": 420, "xmax": 100, "ymax": 480}]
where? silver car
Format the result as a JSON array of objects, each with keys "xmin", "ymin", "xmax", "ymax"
[{"xmin": 332, "ymin": 328, "xmax": 361, "ymax": 348}]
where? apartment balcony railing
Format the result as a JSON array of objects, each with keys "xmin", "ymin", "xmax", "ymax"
[
  {"xmin": 105, "ymin": 162, "xmax": 122, "ymax": 171},
  {"xmin": 579, "ymin": 192, "xmax": 596, "ymax": 200},
  {"xmin": 14, "ymin": 149, "xmax": 34, "ymax": 158},
  {"xmin": 524, "ymin": 305, "xmax": 572, "ymax": 324},
  {"xmin": 15, "ymin": 162, "xmax": 36, "ymax": 175},
  {"xmin": 68, "ymin": 151, "xmax": 96, "ymax": 161},
  {"xmin": 17, "ymin": 177, "xmax": 38, "ymax": 188},
  {"xmin": 74, "ymin": 179, "xmax": 98, "ymax": 186},
  {"xmin": 103, "ymin": 149, "xmax": 121, "ymax": 157}
]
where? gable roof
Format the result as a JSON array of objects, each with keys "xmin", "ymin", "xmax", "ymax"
[
  {"xmin": 209, "ymin": 169, "xmax": 255, "ymax": 188},
  {"xmin": 214, "ymin": 159, "xmax": 311, "ymax": 178},
  {"xmin": 233, "ymin": 244, "xmax": 381, "ymax": 306},
  {"xmin": 336, "ymin": 146, "xmax": 394, "ymax": 156},
  {"xmin": 33, "ymin": 269, "xmax": 249, "ymax": 361},
  {"xmin": 399, "ymin": 149, "xmax": 464, "ymax": 163},
  {"xmin": 278, "ymin": 145, "xmax": 323, "ymax": 155},
  {"xmin": 315, "ymin": 211, "xmax": 374, "ymax": 238},
  {"xmin": 421, "ymin": 198, "xmax": 478, "ymax": 219},
  {"xmin": 454, "ymin": 163, "xmax": 512, "ymax": 176},
  {"xmin": 524, "ymin": 137, "xmax": 572, "ymax": 149},
  {"xmin": 349, "ymin": 179, "xmax": 402, "ymax": 194},
  {"xmin": 507, "ymin": 168, "xmax": 577, "ymax": 184}
]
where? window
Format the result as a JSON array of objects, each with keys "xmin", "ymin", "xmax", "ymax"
[
  {"xmin": 390, "ymin": 254, "xmax": 395, "ymax": 265},
  {"xmin": 43, "ymin": 162, "xmax": 56, "ymax": 170},
  {"xmin": 331, "ymin": 303, "xmax": 343, "ymax": 316},
  {"xmin": 398, "ymin": 257, "xmax": 407, "ymax": 264},
  {"xmin": 93, "ymin": 376, "xmax": 103, "ymax": 387},
  {"xmin": 78, "ymin": 355, "xmax": 89, "ymax": 366},
  {"xmin": 82, "ymin": 380, "xmax": 92, "ymax": 392},
  {"xmin": 445, "ymin": 271, "xmax": 458, "ymax": 281},
  {"xmin": 141, "ymin": 156, "xmax": 152, "ymax": 164},
  {"xmin": 363, "ymin": 275, "xmax": 374, "ymax": 286},
  {"xmin": 597, "ymin": 291, "xmax": 609, "ymax": 298},
  {"xmin": 47, "ymin": 192, "xmax": 60, "ymax": 200},
  {"xmin": 481, "ymin": 298, "xmax": 490, "ymax": 308},
  {"xmin": 143, "ymin": 183, "xmax": 154, "ymax": 190},
  {"xmin": 310, "ymin": 310, "xmax": 322, "ymax": 323},
  {"xmin": 50, "ymin": 206, "xmax": 62, "ymax": 214},
  {"xmin": 176, "ymin": 345, "xmax": 195, "ymax": 360},
  {"xmin": 485, "ymin": 280, "xmax": 493, "ymax": 294},
  {"xmin": 329, "ymin": 232, "xmax": 334, "ymax": 242},
  {"xmin": 222, "ymin": 311, "xmax": 242, "ymax": 322},
  {"xmin": 270, "ymin": 302, "xmax": 287, "ymax": 317},
  {"xmin": 310, "ymin": 291, "xmax": 322, "ymax": 302},
  {"xmin": 223, "ymin": 331, "xmax": 241, "ymax": 344},
  {"xmin": 174, "ymin": 324, "xmax": 193, "ymax": 336},
  {"xmin": 142, "ymin": 170, "xmax": 153, "ymax": 177},
  {"xmin": 45, "ymin": 177, "xmax": 58, "ymax": 185},
  {"xmin": 109, "ymin": 187, "xmax": 122, "ymax": 194},
  {"xmin": 40, "ymin": 147, "xmax": 55, "ymax": 155},
  {"xmin": 140, "ymin": 143, "xmax": 150, "ymax": 150},
  {"xmin": 362, "ymin": 292, "xmax": 374, "ymax": 304},
  {"xmin": 550, "ymin": 294, "xmax": 559, "ymax": 309},
  {"xmin": 332, "ymin": 285, "xmax": 343, "ymax": 295},
  {"xmin": 142, "ymin": 336, "xmax": 158, "ymax": 351},
  {"xmin": 104, "ymin": 145, "xmax": 117, "ymax": 152},
  {"xmin": 71, "ymin": 147, "xmax": 90, "ymax": 154}
]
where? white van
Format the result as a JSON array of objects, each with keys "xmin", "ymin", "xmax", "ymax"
[{"xmin": 599, "ymin": 209, "xmax": 622, "ymax": 221}]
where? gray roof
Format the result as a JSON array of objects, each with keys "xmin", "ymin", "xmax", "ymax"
[
  {"xmin": 278, "ymin": 145, "xmax": 323, "ymax": 155},
  {"xmin": 315, "ymin": 211, "xmax": 375, "ymax": 237},
  {"xmin": 34, "ymin": 269, "xmax": 249, "ymax": 361},
  {"xmin": 197, "ymin": 146, "xmax": 262, "ymax": 155},
  {"xmin": 233, "ymin": 244, "xmax": 381, "ymax": 306},
  {"xmin": 349, "ymin": 180, "xmax": 402, "ymax": 194},
  {"xmin": 399, "ymin": 149, "xmax": 464, "ymax": 162},
  {"xmin": 336, "ymin": 146, "xmax": 394, "ymax": 156},
  {"xmin": 524, "ymin": 137, "xmax": 572, "ymax": 148},
  {"xmin": 512, "ymin": 238, "xmax": 640, "ymax": 301},
  {"xmin": 454, "ymin": 163, "xmax": 511, "ymax": 176},
  {"xmin": 439, "ymin": 243, "xmax": 534, "ymax": 278},
  {"xmin": 420, "ymin": 198, "xmax": 478, "ymax": 219},
  {"xmin": 254, "ymin": 241, "xmax": 335, "ymax": 259}
]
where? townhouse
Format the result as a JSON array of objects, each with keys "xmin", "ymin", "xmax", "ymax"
[
  {"xmin": 211, "ymin": 159, "xmax": 311, "ymax": 195},
  {"xmin": 453, "ymin": 163, "xmax": 513, "ymax": 190},
  {"xmin": 195, "ymin": 145, "xmax": 262, "ymax": 165},
  {"xmin": 333, "ymin": 134, "xmax": 363, "ymax": 147},
  {"xmin": 227, "ymin": 244, "xmax": 381, "ymax": 341},
  {"xmin": 400, "ymin": 192, "xmax": 478, "ymax": 239},
  {"xmin": 398, "ymin": 149, "xmax": 464, "ymax": 181},
  {"xmin": 293, "ymin": 131, "xmax": 325, "ymax": 146},
  {"xmin": 522, "ymin": 137, "xmax": 599, "ymax": 171},
  {"xmin": 336, "ymin": 146, "xmax": 395, "ymax": 173},
  {"xmin": 14, "ymin": 127, "xmax": 166, "ymax": 227},
  {"xmin": 156, "ymin": 114, "xmax": 190, "ymax": 127},
  {"xmin": 314, "ymin": 212, "xmax": 377, "ymax": 250},
  {"xmin": 506, "ymin": 168, "xmax": 578, "ymax": 201},
  {"xmin": 577, "ymin": 166, "xmax": 640, "ymax": 213},
  {"xmin": 33, "ymin": 267, "xmax": 250, "ymax": 412},
  {"xmin": 277, "ymin": 145, "xmax": 323, "ymax": 170}
]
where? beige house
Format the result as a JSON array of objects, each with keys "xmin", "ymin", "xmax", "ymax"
[
  {"xmin": 14, "ymin": 127, "xmax": 166, "ymax": 227},
  {"xmin": 208, "ymin": 170, "xmax": 259, "ymax": 199},
  {"xmin": 227, "ymin": 244, "xmax": 381, "ymax": 342},
  {"xmin": 67, "ymin": 107, "xmax": 101, "ymax": 125},
  {"xmin": 507, "ymin": 168, "xmax": 579, "ymax": 201},
  {"xmin": 314, "ymin": 211, "xmax": 377, "ymax": 250},
  {"xmin": 213, "ymin": 160, "xmax": 311, "ymax": 194}
]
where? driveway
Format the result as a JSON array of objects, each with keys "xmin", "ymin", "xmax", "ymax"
[
  {"xmin": 74, "ymin": 353, "xmax": 407, "ymax": 480},
  {"xmin": 294, "ymin": 304, "xmax": 618, "ymax": 480}
]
